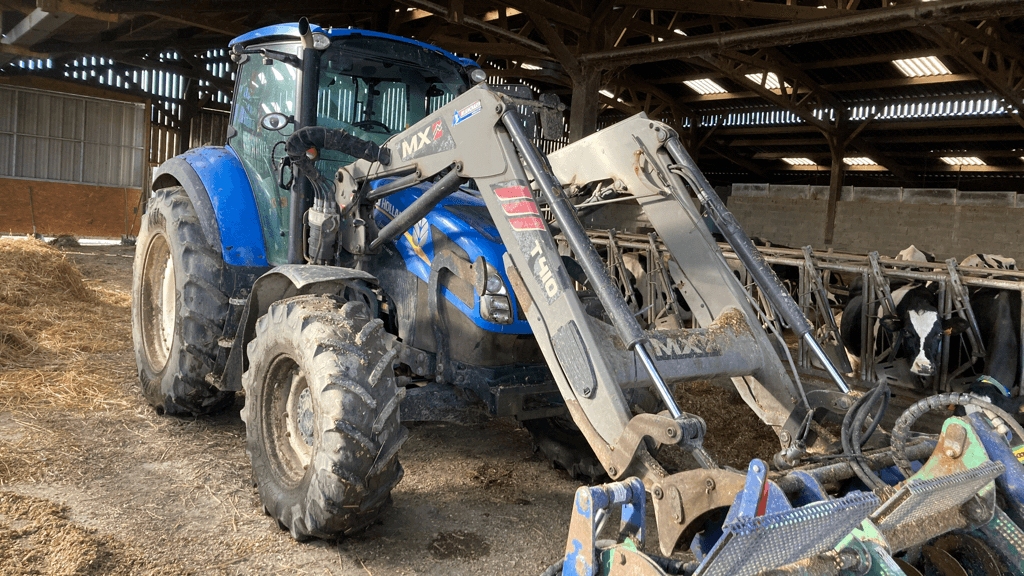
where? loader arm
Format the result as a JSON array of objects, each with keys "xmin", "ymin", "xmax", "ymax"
[
  {"xmin": 544, "ymin": 116, "xmax": 812, "ymax": 447},
  {"xmin": 337, "ymin": 85, "xmax": 810, "ymax": 553}
]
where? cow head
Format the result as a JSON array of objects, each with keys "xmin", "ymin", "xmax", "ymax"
[{"xmin": 880, "ymin": 310, "xmax": 968, "ymax": 376}]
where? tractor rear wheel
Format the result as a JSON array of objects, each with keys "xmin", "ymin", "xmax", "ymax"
[
  {"xmin": 131, "ymin": 186, "xmax": 233, "ymax": 415},
  {"xmin": 241, "ymin": 295, "xmax": 406, "ymax": 540}
]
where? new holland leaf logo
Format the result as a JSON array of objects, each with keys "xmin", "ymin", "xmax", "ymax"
[{"xmin": 412, "ymin": 219, "xmax": 430, "ymax": 247}]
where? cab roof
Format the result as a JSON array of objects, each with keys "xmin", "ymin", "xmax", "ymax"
[{"xmin": 229, "ymin": 23, "xmax": 477, "ymax": 68}]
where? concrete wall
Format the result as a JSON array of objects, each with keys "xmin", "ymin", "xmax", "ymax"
[
  {"xmin": 0, "ymin": 177, "xmax": 143, "ymax": 237},
  {"xmin": 728, "ymin": 184, "xmax": 1024, "ymax": 261}
]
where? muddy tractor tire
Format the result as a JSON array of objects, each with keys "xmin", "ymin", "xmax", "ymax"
[
  {"xmin": 241, "ymin": 295, "xmax": 406, "ymax": 540},
  {"xmin": 131, "ymin": 186, "xmax": 234, "ymax": 415}
]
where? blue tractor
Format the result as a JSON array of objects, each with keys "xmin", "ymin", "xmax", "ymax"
[
  {"xmin": 132, "ymin": 20, "xmax": 570, "ymax": 539},
  {"xmin": 131, "ymin": 20, "xmax": 1024, "ymax": 573}
]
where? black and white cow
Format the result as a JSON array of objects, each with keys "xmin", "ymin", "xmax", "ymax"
[
  {"xmin": 960, "ymin": 253, "xmax": 1016, "ymax": 271},
  {"xmin": 895, "ymin": 245, "xmax": 936, "ymax": 264},
  {"xmin": 840, "ymin": 280, "xmax": 967, "ymax": 379},
  {"xmin": 953, "ymin": 254, "xmax": 1022, "ymax": 405}
]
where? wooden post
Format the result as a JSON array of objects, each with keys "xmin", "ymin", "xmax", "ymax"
[
  {"xmin": 823, "ymin": 134, "xmax": 845, "ymax": 246},
  {"xmin": 179, "ymin": 80, "xmax": 199, "ymax": 154},
  {"xmin": 568, "ymin": 65, "xmax": 601, "ymax": 142}
]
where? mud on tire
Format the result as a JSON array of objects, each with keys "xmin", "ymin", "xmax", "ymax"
[
  {"xmin": 241, "ymin": 295, "xmax": 407, "ymax": 540},
  {"xmin": 131, "ymin": 186, "xmax": 234, "ymax": 415}
]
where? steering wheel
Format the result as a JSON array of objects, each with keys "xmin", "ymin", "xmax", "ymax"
[{"xmin": 352, "ymin": 120, "xmax": 392, "ymax": 134}]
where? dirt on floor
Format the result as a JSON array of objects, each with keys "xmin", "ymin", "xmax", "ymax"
[{"xmin": 0, "ymin": 238, "xmax": 779, "ymax": 575}]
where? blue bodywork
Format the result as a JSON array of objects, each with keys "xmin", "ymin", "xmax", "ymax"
[
  {"xmin": 373, "ymin": 182, "xmax": 532, "ymax": 335},
  {"xmin": 152, "ymin": 146, "xmax": 268, "ymax": 267},
  {"xmin": 164, "ymin": 23, "xmax": 513, "ymax": 336},
  {"xmin": 229, "ymin": 23, "xmax": 477, "ymax": 69}
]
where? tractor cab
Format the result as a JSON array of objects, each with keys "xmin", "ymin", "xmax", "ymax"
[{"xmin": 226, "ymin": 23, "xmax": 480, "ymax": 264}]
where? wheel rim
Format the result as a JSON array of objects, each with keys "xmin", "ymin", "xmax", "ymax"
[
  {"xmin": 262, "ymin": 354, "xmax": 315, "ymax": 487},
  {"xmin": 140, "ymin": 234, "xmax": 176, "ymax": 372}
]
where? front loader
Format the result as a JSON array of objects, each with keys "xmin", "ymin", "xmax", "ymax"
[{"xmin": 130, "ymin": 20, "xmax": 1024, "ymax": 574}]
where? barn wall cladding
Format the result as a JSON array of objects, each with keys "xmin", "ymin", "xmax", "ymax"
[
  {"xmin": 0, "ymin": 79, "xmax": 148, "ymax": 238},
  {"xmin": 729, "ymin": 183, "xmax": 1024, "ymax": 261},
  {"xmin": 1, "ymin": 179, "xmax": 143, "ymax": 237}
]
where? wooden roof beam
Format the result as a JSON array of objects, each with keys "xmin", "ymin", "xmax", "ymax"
[
  {"xmin": 578, "ymin": 0, "xmax": 1024, "ymax": 67},
  {"xmin": 36, "ymin": 0, "xmax": 118, "ymax": 22},
  {"xmin": 395, "ymin": 0, "xmax": 551, "ymax": 56},
  {"xmin": 428, "ymin": 34, "xmax": 550, "ymax": 59},
  {"xmin": 707, "ymin": 143, "xmax": 767, "ymax": 175},
  {"xmin": 0, "ymin": 0, "xmax": 35, "ymax": 15},
  {"xmin": 632, "ymin": 0, "xmax": 848, "ymax": 21},
  {"xmin": 502, "ymin": 0, "xmax": 588, "ymax": 31},
  {"xmin": 915, "ymin": 23, "xmax": 1024, "ymax": 129},
  {"xmin": 698, "ymin": 44, "xmax": 916, "ymax": 177},
  {"xmin": 0, "ymin": 41, "xmax": 48, "ymax": 58}
]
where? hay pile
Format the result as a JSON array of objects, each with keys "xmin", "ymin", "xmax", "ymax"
[
  {"xmin": 0, "ymin": 238, "xmax": 132, "ymax": 412},
  {"xmin": 670, "ymin": 379, "xmax": 780, "ymax": 469}
]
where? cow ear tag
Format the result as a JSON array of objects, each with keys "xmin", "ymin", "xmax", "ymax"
[{"xmin": 942, "ymin": 316, "xmax": 969, "ymax": 336}]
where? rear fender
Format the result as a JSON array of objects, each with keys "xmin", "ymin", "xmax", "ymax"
[
  {"xmin": 218, "ymin": 265, "xmax": 380, "ymax": 391},
  {"xmin": 151, "ymin": 146, "xmax": 269, "ymax": 267}
]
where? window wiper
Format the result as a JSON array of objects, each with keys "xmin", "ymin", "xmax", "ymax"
[{"xmin": 231, "ymin": 45, "xmax": 301, "ymax": 69}]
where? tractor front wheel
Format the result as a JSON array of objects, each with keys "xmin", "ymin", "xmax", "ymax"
[{"xmin": 241, "ymin": 295, "xmax": 406, "ymax": 540}]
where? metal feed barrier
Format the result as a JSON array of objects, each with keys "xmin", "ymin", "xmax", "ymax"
[
  {"xmin": 720, "ymin": 243, "xmax": 1024, "ymax": 396},
  {"xmin": 578, "ymin": 228, "xmax": 1024, "ymax": 396}
]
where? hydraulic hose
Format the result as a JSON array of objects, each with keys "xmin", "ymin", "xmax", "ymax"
[
  {"xmin": 859, "ymin": 385, "xmax": 890, "ymax": 447},
  {"xmin": 891, "ymin": 392, "xmax": 1024, "ymax": 479},
  {"xmin": 841, "ymin": 383, "xmax": 891, "ymax": 491},
  {"xmin": 285, "ymin": 126, "xmax": 391, "ymax": 182}
]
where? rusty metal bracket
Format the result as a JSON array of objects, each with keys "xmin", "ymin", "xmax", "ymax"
[
  {"xmin": 650, "ymin": 468, "xmax": 748, "ymax": 557},
  {"xmin": 875, "ymin": 417, "xmax": 1004, "ymax": 551},
  {"xmin": 606, "ymin": 412, "xmax": 705, "ymax": 479},
  {"xmin": 804, "ymin": 388, "xmax": 854, "ymax": 414}
]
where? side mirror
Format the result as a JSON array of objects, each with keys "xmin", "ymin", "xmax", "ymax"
[{"xmin": 260, "ymin": 112, "xmax": 292, "ymax": 132}]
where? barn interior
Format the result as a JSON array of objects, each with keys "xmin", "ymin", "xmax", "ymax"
[
  {"xmin": 1, "ymin": 0, "xmax": 1023, "ymax": 259},
  {"xmin": 3, "ymin": 2, "xmax": 1024, "ymax": 574}
]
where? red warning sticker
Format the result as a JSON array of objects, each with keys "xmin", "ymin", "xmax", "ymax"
[
  {"xmin": 494, "ymin": 186, "xmax": 532, "ymax": 201},
  {"xmin": 501, "ymin": 201, "xmax": 540, "ymax": 216},
  {"xmin": 509, "ymin": 216, "xmax": 546, "ymax": 231}
]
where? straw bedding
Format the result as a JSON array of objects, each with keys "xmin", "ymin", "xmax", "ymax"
[{"xmin": 0, "ymin": 238, "xmax": 133, "ymax": 412}]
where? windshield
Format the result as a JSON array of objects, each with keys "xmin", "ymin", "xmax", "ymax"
[
  {"xmin": 315, "ymin": 35, "xmax": 470, "ymax": 170},
  {"xmin": 227, "ymin": 34, "xmax": 471, "ymax": 264}
]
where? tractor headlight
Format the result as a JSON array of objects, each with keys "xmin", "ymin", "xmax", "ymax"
[
  {"xmin": 485, "ymin": 274, "xmax": 506, "ymax": 295},
  {"xmin": 480, "ymin": 295, "xmax": 511, "ymax": 324},
  {"xmin": 480, "ymin": 272, "xmax": 512, "ymax": 324},
  {"xmin": 311, "ymin": 32, "xmax": 331, "ymax": 50},
  {"xmin": 469, "ymin": 67, "xmax": 487, "ymax": 85}
]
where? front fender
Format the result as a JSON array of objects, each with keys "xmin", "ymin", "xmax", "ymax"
[
  {"xmin": 218, "ymin": 265, "xmax": 379, "ymax": 391},
  {"xmin": 152, "ymin": 146, "xmax": 268, "ymax": 267}
]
